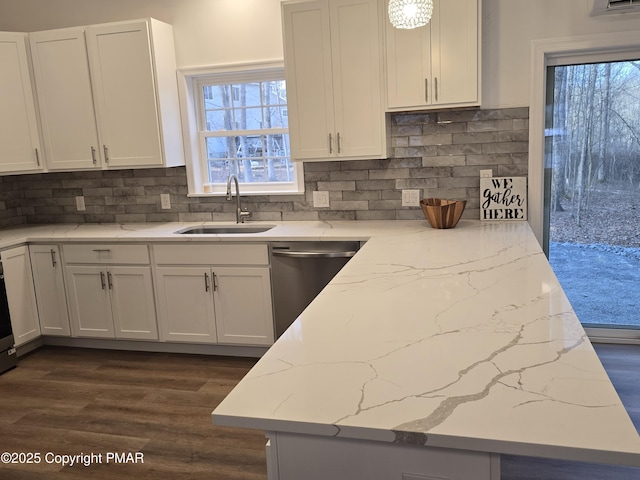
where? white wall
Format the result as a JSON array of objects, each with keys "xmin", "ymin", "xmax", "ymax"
[{"xmin": 1, "ymin": 0, "xmax": 640, "ymax": 108}]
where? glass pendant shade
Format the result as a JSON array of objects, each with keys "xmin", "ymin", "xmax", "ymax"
[{"xmin": 388, "ymin": 0, "xmax": 433, "ymax": 29}]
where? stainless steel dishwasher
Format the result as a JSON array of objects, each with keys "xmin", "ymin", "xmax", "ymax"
[{"xmin": 270, "ymin": 241, "xmax": 359, "ymax": 338}]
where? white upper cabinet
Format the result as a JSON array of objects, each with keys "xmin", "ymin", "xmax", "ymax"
[
  {"xmin": 28, "ymin": 18, "xmax": 184, "ymax": 171},
  {"xmin": 0, "ymin": 33, "xmax": 43, "ymax": 174},
  {"xmin": 385, "ymin": 0, "xmax": 480, "ymax": 110},
  {"xmin": 282, "ymin": 0, "xmax": 386, "ymax": 161},
  {"xmin": 30, "ymin": 28, "xmax": 101, "ymax": 170}
]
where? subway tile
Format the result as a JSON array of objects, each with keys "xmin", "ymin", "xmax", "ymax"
[
  {"xmin": 355, "ymin": 179, "xmax": 396, "ymax": 191},
  {"xmin": 466, "ymin": 119, "xmax": 514, "ymax": 132},
  {"xmin": 409, "ymin": 133, "xmax": 453, "ymax": 146},
  {"xmin": 283, "ymin": 211, "xmax": 320, "ymax": 221},
  {"xmin": 317, "ymin": 181, "xmax": 356, "ymax": 191},
  {"xmin": 452, "ymin": 132, "xmax": 498, "ymax": 144},
  {"xmin": 422, "ymin": 155, "xmax": 466, "ymax": 167},
  {"xmin": 395, "ymin": 178, "xmax": 438, "ymax": 189},
  {"xmin": 329, "ymin": 170, "xmax": 369, "ymax": 181},
  {"xmin": 329, "ymin": 200, "xmax": 369, "ymax": 211},
  {"xmin": 369, "ymin": 199, "xmax": 402, "ymax": 210},
  {"xmin": 342, "ymin": 191, "xmax": 381, "ymax": 201},
  {"xmin": 368, "ymin": 168, "xmax": 411, "ymax": 180}
]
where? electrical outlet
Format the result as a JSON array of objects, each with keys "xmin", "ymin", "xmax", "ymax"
[
  {"xmin": 75, "ymin": 196, "xmax": 86, "ymax": 211},
  {"xmin": 313, "ymin": 190, "xmax": 330, "ymax": 208},
  {"xmin": 480, "ymin": 169, "xmax": 493, "ymax": 178},
  {"xmin": 160, "ymin": 193, "xmax": 171, "ymax": 210},
  {"xmin": 401, "ymin": 189, "xmax": 421, "ymax": 207}
]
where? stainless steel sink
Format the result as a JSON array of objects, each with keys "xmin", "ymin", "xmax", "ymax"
[{"xmin": 176, "ymin": 225, "xmax": 275, "ymax": 235}]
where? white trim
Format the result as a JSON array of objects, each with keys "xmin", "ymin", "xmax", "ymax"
[{"xmin": 528, "ymin": 30, "xmax": 640, "ymax": 246}]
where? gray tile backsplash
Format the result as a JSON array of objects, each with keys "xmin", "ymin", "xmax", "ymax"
[{"xmin": 0, "ymin": 107, "xmax": 528, "ymax": 228}]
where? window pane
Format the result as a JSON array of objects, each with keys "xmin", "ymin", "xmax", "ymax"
[
  {"xmin": 234, "ymin": 107, "xmax": 264, "ymax": 130},
  {"xmin": 233, "ymin": 82, "xmax": 261, "ymax": 108},
  {"xmin": 205, "ymin": 137, "xmax": 235, "ymax": 159},
  {"xmin": 265, "ymin": 106, "xmax": 288, "ymax": 128},
  {"xmin": 205, "ymin": 109, "xmax": 231, "ymax": 131},
  {"xmin": 204, "ymin": 84, "xmax": 231, "ymax": 109},
  {"xmin": 207, "ymin": 159, "xmax": 233, "ymax": 184}
]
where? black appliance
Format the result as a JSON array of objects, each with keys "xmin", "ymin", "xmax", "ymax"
[{"xmin": 0, "ymin": 263, "xmax": 17, "ymax": 374}]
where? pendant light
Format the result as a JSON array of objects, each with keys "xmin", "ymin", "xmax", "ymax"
[{"xmin": 388, "ymin": 0, "xmax": 433, "ymax": 29}]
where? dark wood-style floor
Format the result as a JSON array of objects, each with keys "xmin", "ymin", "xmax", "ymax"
[{"xmin": 0, "ymin": 343, "xmax": 638, "ymax": 479}]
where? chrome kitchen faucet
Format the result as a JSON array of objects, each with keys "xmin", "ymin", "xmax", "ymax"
[{"xmin": 226, "ymin": 174, "xmax": 251, "ymax": 223}]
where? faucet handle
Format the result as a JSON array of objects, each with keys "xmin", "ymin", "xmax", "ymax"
[{"xmin": 239, "ymin": 209, "xmax": 252, "ymax": 223}]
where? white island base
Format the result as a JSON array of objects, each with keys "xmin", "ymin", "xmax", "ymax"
[{"xmin": 265, "ymin": 431, "xmax": 500, "ymax": 480}]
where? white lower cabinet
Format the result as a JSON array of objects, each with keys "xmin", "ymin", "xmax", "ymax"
[
  {"xmin": 153, "ymin": 244, "xmax": 274, "ymax": 346},
  {"xmin": 29, "ymin": 245, "xmax": 70, "ymax": 336},
  {"xmin": 63, "ymin": 245, "xmax": 158, "ymax": 340},
  {"xmin": 1, "ymin": 246, "xmax": 41, "ymax": 347}
]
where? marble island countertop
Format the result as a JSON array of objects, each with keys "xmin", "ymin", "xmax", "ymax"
[{"xmin": 211, "ymin": 220, "xmax": 640, "ymax": 467}]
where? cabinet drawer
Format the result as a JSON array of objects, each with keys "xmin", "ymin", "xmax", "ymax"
[
  {"xmin": 153, "ymin": 243, "xmax": 269, "ymax": 266},
  {"xmin": 63, "ymin": 244, "xmax": 150, "ymax": 264}
]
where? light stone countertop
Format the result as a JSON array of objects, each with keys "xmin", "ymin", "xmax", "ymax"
[
  {"xmin": 1, "ymin": 219, "xmax": 638, "ymax": 466},
  {"xmin": 209, "ymin": 219, "xmax": 640, "ymax": 468},
  {"xmin": 0, "ymin": 220, "xmax": 426, "ymax": 248}
]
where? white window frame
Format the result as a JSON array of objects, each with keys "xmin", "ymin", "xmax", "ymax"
[{"xmin": 177, "ymin": 61, "xmax": 304, "ymax": 196}]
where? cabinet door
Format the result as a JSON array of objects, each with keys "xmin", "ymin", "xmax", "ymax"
[
  {"xmin": 108, "ymin": 266, "xmax": 158, "ymax": 340},
  {"xmin": 85, "ymin": 20, "xmax": 163, "ymax": 168},
  {"xmin": 213, "ymin": 267, "xmax": 274, "ymax": 346},
  {"xmin": 0, "ymin": 33, "xmax": 43, "ymax": 173},
  {"xmin": 431, "ymin": 0, "xmax": 479, "ymax": 106},
  {"xmin": 329, "ymin": 0, "xmax": 383, "ymax": 158},
  {"xmin": 385, "ymin": 0, "xmax": 480, "ymax": 110},
  {"xmin": 385, "ymin": 24, "xmax": 432, "ymax": 109},
  {"xmin": 29, "ymin": 28, "xmax": 101, "ymax": 170},
  {"xmin": 282, "ymin": 0, "xmax": 335, "ymax": 160},
  {"xmin": 29, "ymin": 245, "xmax": 70, "ymax": 336},
  {"xmin": 154, "ymin": 267, "xmax": 218, "ymax": 343},
  {"xmin": 65, "ymin": 265, "xmax": 114, "ymax": 338},
  {"xmin": 0, "ymin": 246, "xmax": 41, "ymax": 347}
]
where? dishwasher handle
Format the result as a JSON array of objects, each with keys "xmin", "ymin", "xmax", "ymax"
[{"xmin": 271, "ymin": 249, "xmax": 357, "ymax": 259}]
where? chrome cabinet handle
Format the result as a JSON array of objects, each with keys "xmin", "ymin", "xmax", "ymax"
[
  {"xmin": 107, "ymin": 271, "xmax": 113, "ymax": 290},
  {"xmin": 204, "ymin": 272, "xmax": 210, "ymax": 292},
  {"xmin": 91, "ymin": 146, "xmax": 97, "ymax": 164},
  {"xmin": 337, "ymin": 132, "xmax": 342, "ymax": 154},
  {"xmin": 212, "ymin": 273, "xmax": 218, "ymax": 292},
  {"xmin": 425, "ymin": 78, "xmax": 428, "ymax": 102},
  {"xmin": 103, "ymin": 145, "xmax": 109, "ymax": 163},
  {"xmin": 435, "ymin": 77, "xmax": 438, "ymax": 102},
  {"xmin": 329, "ymin": 133, "xmax": 333, "ymax": 154},
  {"xmin": 50, "ymin": 249, "xmax": 57, "ymax": 267},
  {"xmin": 92, "ymin": 249, "xmax": 111, "ymax": 253},
  {"xmin": 35, "ymin": 148, "xmax": 41, "ymax": 166},
  {"xmin": 99, "ymin": 271, "xmax": 106, "ymax": 290}
]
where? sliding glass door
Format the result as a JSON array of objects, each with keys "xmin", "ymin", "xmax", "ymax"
[{"xmin": 544, "ymin": 59, "xmax": 640, "ymax": 339}]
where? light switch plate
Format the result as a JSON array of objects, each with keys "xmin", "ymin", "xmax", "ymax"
[
  {"xmin": 75, "ymin": 196, "xmax": 86, "ymax": 211},
  {"xmin": 313, "ymin": 190, "xmax": 330, "ymax": 208},
  {"xmin": 160, "ymin": 193, "xmax": 171, "ymax": 210},
  {"xmin": 401, "ymin": 189, "xmax": 421, "ymax": 207}
]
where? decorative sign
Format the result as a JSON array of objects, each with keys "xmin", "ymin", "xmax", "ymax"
[{"xmin": 480, "ymin": 176, "xmax": 527, "ymax": 221}]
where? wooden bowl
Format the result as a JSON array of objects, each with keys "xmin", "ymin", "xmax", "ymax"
[{"xmin": 420, "ymin": 198, "xmax": 466, "ymax": 229}]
